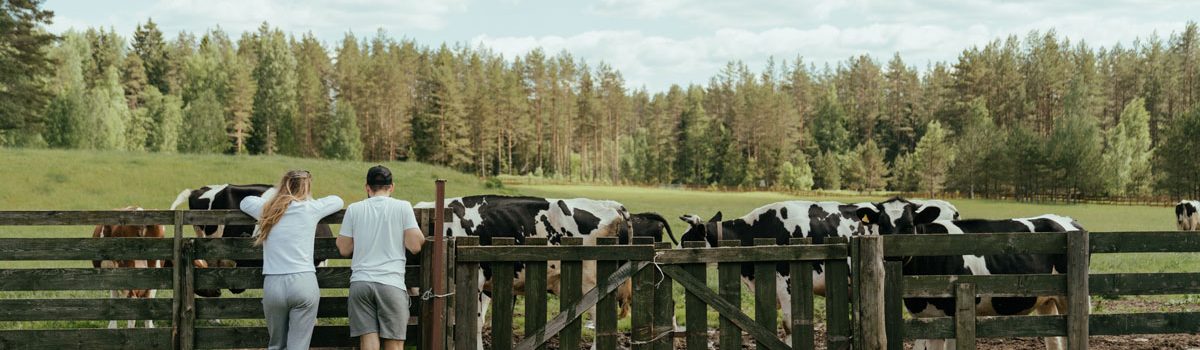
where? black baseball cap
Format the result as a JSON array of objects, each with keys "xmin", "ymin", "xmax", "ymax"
[{"xmin": 367, "ymin": 165, "xmax": 393, "ymax": 186}]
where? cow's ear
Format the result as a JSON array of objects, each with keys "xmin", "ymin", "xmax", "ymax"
[
  {"xmin": 856, "ymin": 206, "xmax": 878, "ymax": 224},
  {"xmin": 912, "ymin": 206, "xmax": 941, "ymax": 224},
  {"xmin": 680, "ymin": 215, "xmax": 701, "ymax": 225},
  {"xmin": 709, "ymin": 212, "xmax": 723, "ymax": 222}
]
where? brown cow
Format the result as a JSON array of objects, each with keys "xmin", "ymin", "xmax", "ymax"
[{"xmin": 92, "ymin": 206, "xmax": 214, "ymax": 328}]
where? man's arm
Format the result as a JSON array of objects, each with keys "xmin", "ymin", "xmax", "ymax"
[
  {"xmin": 336, "ymin": 235, "xmax": 353, "ymax": 257},
  {"xmin": 403, "ymin": 228, "xmax": 425, "ymax": 253}
]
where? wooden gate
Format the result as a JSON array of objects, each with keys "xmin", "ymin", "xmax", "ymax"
[{"xmin": 453, "ymin": 235, "xmax": 853, "ymax": 350}]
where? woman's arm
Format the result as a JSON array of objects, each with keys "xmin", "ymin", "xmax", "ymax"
[
  {"xmin": 314, "ymin": 195, "xmax": 345, "ymax": 217},
  {"xmin": 239, "ymin": 196, "xmax": 265, "ymax": 220},
  {"xmin": 336, "ymin": 206, "xmax": 355, "ymax": 257}
]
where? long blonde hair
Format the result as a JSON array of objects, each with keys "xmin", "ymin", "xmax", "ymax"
[{"xmin": 254, "ymin": 170, "xmax": 312, "ymax": 246}]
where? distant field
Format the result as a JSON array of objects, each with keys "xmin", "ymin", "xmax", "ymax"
[{"xmin": 0, "ymin": 148, "xmax": 1196, "ymax": 334}]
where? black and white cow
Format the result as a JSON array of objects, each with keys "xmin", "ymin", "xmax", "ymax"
[
  {"xmin": 890, "ymin": 215, "xmax": 1085, "ymax": 350},
  {"xmin": 630, "ymin": 212, "xmax": 679, "ymax": 246},
  {"xmin": 1177, "ymin": 200, "xmax": 1199, "ymax": 231},
  {"xmin": 678, "ymin": 197, "xmax": 959, "ymax": 344},
  {"xmin": 170, "ymin": 184, "xmax": 334, "ymax": 295},
  {"xmin": 415, "ymin": 195, "xmax": 632, "ymax": 350}
]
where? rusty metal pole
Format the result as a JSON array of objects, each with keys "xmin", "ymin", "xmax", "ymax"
[{"xmin": 430, "ymin": 180, "xmax": 447, "ymax": 350}]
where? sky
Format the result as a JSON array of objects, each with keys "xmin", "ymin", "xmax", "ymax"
[{"xmin": 43, "ymin": 0, "xmax": 1200, "ymax": 92}]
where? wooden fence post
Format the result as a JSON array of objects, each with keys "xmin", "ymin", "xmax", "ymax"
[
  {"xmin": 523, "ymin": 237, "xmax": 549, "ymax": 350},
  {"xmin": 1067, "ymin": 230, "xmax": 1090, "ymax": 350},
  {"xmin": 857, "ymin": 236, "xmax": 886, "ymax": 350},
  {"xmin": 682, "ymin": 241, "xmax": 708, "ymax": 350},
  {"xmin": 789, "ymin": 237, "xmax": 815, "ymax": 350},
  {"xmin": 179, "ymin": 236, "xmax": 196, "ymax": 350},
  {"xmin": 453, "ymin": 236, "xmax": 481, "ymax": 350},
  {"xmin": 717, "ymin": 240, "xmax": 742, "ymax": 350},
  {"xmin": 652, "ymin": 241, "xmax": 676, "ymax": 350},
  {"xmin": 884, "ymin": 261, "xmax": 904, "ymax": 350},
  {"xmin": 172, "ymin": 210, "xmax": 184, "ymax": 350},
  {"xmin": 595, "ymin": 237, "xmax": 620, "ymax": 350},
  {"xmin": 955, "ymin": 282, "xmax": 976, "ymax": 350},
  {"xmin": 492, "ymin": 237, "xmax": 517, "ymax": 350},
  {"xmin": 753, "ymin": 238, "xmax": 778, "ymax": 350},
  {"xmin": 558, "ymin": 237, "xmax": 584, "ymax": 350},
  {"xmin": 824, "ymin": 236, "xmax": 851, "ymax": 350},
  {"xmin": 631, "ymin": 236, "xmax": 657, "ymax": 350}
]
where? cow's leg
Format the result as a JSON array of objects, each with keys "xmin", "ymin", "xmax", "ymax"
[
  {"xmin": 776, "ymin": 273, "xmax": 792, "ymax": 345},
  {"xmin": 1037, "ymin": 297, "xmax": 1065, "ymax": 350},
  {"xmin": 477, "ymin": 272, "xmax": 490, "ymax": 350}
]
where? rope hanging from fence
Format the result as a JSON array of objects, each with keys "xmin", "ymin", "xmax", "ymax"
[{"xmin": 420, "ymin": 289, "xmax": 455, "ymax": 301}]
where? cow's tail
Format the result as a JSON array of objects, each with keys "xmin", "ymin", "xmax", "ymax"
[
  {"xmin": 170, "ymin": 189, "xmax": 192, "ymax": 210},
  {"xmin": 644, "ymin": 212, "xmax": 679, "ymax": 246}
]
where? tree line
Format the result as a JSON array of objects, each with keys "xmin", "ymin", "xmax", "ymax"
[{"xmin": 2, "ymin": 2, "xmax": 1200, "ymax": 199}]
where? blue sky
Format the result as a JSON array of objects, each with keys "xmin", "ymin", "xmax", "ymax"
[{"xmin": 44, "ymin": 0, "xmax": 1199, "ymax": 92}]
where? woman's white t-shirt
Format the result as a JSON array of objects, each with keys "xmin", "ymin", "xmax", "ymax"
[
  {"xmin": 338, "ymin": 196, "xmax": 420, "ymax": 290},
  {"xmin": 240, "ymin": 195, "xmax": 344, "ymax": 275}
]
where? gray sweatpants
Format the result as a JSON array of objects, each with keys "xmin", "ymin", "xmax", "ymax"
[{"xmin": 263, "ymin": 272, "xmax": 320, "ymax": 350}]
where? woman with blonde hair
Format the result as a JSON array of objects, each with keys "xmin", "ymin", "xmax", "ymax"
[{"xmin": 240, "ymin": 170, "xmax": 344, "ymax": 350}]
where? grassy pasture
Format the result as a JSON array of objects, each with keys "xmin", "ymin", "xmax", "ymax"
[{"xmin": 0, "ymin": 148, "xmax": 1196, "ymax": 337}]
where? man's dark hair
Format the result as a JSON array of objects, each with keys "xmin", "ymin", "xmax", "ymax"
[{"xmin": 367, "ymin": 165, "xmax": 393, "ymax": 192}]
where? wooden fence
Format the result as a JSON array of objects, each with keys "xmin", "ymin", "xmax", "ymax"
[
  {"xmin": 0, "ymin": 209, "xmax": 451, "ymax": 350},
  {"xmin": 3, "ymin": 209, "xmax": 1200, "ymax": 349}
]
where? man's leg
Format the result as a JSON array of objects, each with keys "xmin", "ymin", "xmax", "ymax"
[
  {"xmin": 359, "ymin": 332, "xmax": 381, "ymax": 350},
  {"xmin": 381, "ymin": 339, "xmax": 404, "ymax": 350}
]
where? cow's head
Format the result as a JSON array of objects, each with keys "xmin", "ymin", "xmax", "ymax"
[
  {"xmin": 1178, "ymin": 201, "xmax": 1199, "ymax": 231},
  {"xmin": 679, "ymin": 212, "xmax": 723, "ymax": 247},
  {"xmin": 857, "ymin": 197, "xmax": 958, "ymax": 235}
]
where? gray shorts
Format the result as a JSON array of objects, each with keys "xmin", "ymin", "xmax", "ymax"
[{"xmin": 348, "ymin": 281, "xmax": 411, "ymax": 340}]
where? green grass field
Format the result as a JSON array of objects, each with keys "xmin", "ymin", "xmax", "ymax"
[{"xmin": 0, "ymin": 148, "xmax": 1195, "ymax": 335}]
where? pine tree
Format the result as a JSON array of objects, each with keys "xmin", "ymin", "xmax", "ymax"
[
  {"xmin": 844, "ymin": 139, "xmax": 887, "ymax": 192},
  {"xmin": 180, "ymin": 90, "xmax": 226, "ymax": 153},
  {"xmin": 812, "ymin": 150, "xmax": 842, "ymax": 190},
  {"xmin": 247, "ymin": 23, "xmax": 297, "ymax": 155},
  {"xmin": 0, "ymin": 0, "xmax": 57, "ymax": 143},
  {"xmin": 321, "ymin": 99, "xmax": 363, "ymax": 161},
  {"xmin": 1102, "ymin": 98, "xmax": 1154, "ymax": 195},
  {"xmin": 293, "ymin": 33, "xmax": 332, "ymax": 157},
  {"xmin": 1157, "ymin": 106, "xmax": 1200, "ymax": 197},
  {"xmin": 812, "ymin": 86, "xmax": 850, "ymax": 153},
  {"xmin": 132, "ymin": 19, "xmax": 171, "ymax": 95},
  {"xmin": 949, "ymin": 99, "xmax": 1000, "ymax": 197},
  {"xmin": 912, "ymin": 120, "xmax": 955, "ymax": 196},
  {"xmin": 141, "ymin": 88, "xmax": 182, "ymax": 152}
]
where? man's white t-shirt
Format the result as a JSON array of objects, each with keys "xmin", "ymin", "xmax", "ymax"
[
  {"xmin": 339, "ymin": 196, "xmax": 420, "ymax": 289},
  {"xmin": 240, "ymin": 195, "xmax": 344, "ymax": 275}
]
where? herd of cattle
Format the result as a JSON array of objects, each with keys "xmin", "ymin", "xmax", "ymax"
[{"xmin": 87, "ymin": 183, "xmax": 1200, "ymax": 350}]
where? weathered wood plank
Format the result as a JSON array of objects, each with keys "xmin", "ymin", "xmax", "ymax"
[
  {"xmin": 631, "ymin": 236, "xmax": 656, "ymax": 350},
  {"xmin": 453, "ymin": 236, "xmax": 481, "ymax": 350},
  {"xmin": 908, "ymin": 312, "xmax": 1200, "ymax": 339},
  {"xmin": 191, "ymin": 237, "xmax": 344, "ymax": 260},
  {"xmin": 595, "ymin": 237, "xmax": 619, "ymax": 350},
  {"xmin": 1090, "ymin": 272, "xmax": 1200, "ymax": 295},
  {"xmin": 884, "ymin": 261, "xmax": 904, "ymax": 350},
  {"xmin": 523, "ymin": 237, "xmax": 549, "ymax": 350},
  {"xmin": 716, "ymin": 240, "xmax": 741, "ymax": 350},
  {"xmin": 0, "ymin": 268, "xmax": 171, "ymax": 291},
  {"xmin": 558, "ymin": 237, "xmax": 583, "ymax": 350},
  {"xmin": 753, "ymin": 238, "xmax": 777, "ymax": 350},
  {"xmin": 660, "ymin": 265, "xmax": 789, "ymax": 350},
  {"xmin": 682, "ymin": 241, "xmax": 708, "ymax": 350},
  {"xmin": 172, "ymin": 210, "xmax": 185, "ymax": 350},
  {"xmin": 902, "ymin": 274, "xmax": 1065, "ymax": 297},
  {"xmin": 652, "ymin": 242, "xmax": 676, "ymax": 350},
  {"xmin": 0, "ymin": 298, "xmax": 171, "ymax": 321},
  {"xmin": 0, "ymin": 210, "xmax": 177, "ymax": 225},
  {"xmin": 1066, "ymin": 230, "xmax": 1089, "ymax": 350},
  {"xmin": 789, "ymin": 237, "xmax": 815, "ymax": 350},
  {"xmin": 193, "ymin": 266, "xmax": 419, "ymax": 289},
  {"xmin": 491, "ymin": 237, "xmax": 516, "ymax": 350},
  {"xmin": 654, "ymin": 244, "xmax": 846, "ymax": 264},
  {"xmin": 179, "ymin": 238, "xmax": 197, "ymax": 350},
  {"xmin": 193, "ymin": 326, "xmax": 356, "ymax": 348},
  {"xmin": 955, "ymin": 283, "xmax": 976, "ymax": 350},
  {"xmin": 419, "ymin": 239, "xmax": 434, "ymax": 350},
  {"xmin": 0, "ymin": 328, "xmax": 172, "ymax": 349},
  {"xmin": 1090, "ymin": 231, "xmax": 1200, "ymax": 253},
  {"xmin": 181, "ymin": 210, "xmax": 344, "ymax": 225},
  {"xmin": 455, "ymin": 245, "xmax": 655, "ymax": 262},
  {"xmin": 883, "ymin": 232, "xmax": 1066, "ymax": 257},
  {"xmin": 195, "ymin": 296, "xmax": 423, "ymax": 323},
  {"xmin": 824, "ymin": 237, "xmax": 852, "ymax": 350},
  {"xmin": 858, "ymin": 236, "xmax": 886, "ymax": 350},
  {"xmin": 513, "ymin": 261, "xmax": 649, "ymax": 350},
  {"xmin": 0, "ymin": 238, "xmax": 175, "ymax": 260}
]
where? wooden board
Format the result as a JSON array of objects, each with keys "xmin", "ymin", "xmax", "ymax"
[
  {"xmin": 0, "ymin": 328, "xmax": 172, "ymax": 349},
  {"xmin": 0, "ymin": 298, "xmax": 172, "ymax": 321},
  {"xmin": 455, "ymin": 245, "xmax": 655, "ymax": 262},
  {"xmin": 654, "ymin": 244, "xmax": 846, "ymax": 264},
  {"xmin": 0, "ymin": 268, "xmax": 171, "ymax": 291},
  {"xmin": 883, "ymin": 233, "xmax": 1066, "ymax": 256},
  {"xmin": 193, "ymin": 266, "xmax": 419, "ymax": 289},
  {"xmin": 0, "ymin": 238, "xmax": 175, "ymax": 260}
]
